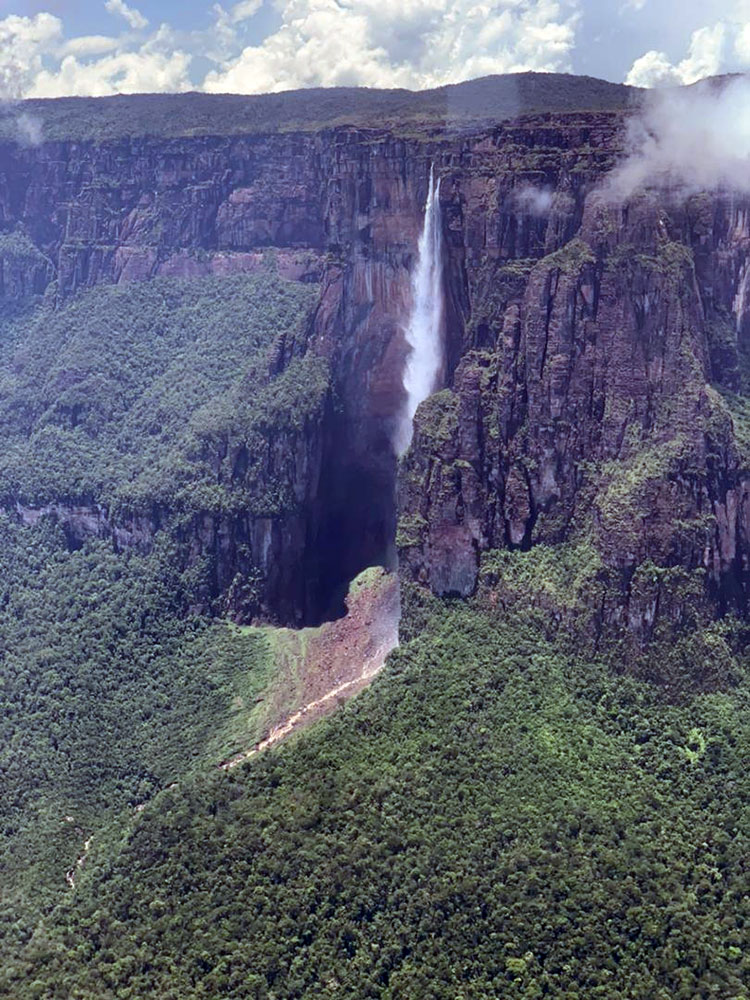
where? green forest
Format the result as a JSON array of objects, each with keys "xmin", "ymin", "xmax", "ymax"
[
  {"xmin": 0, "ymin": 270, "xmax": 323, "ymax": 974},
  {"xmin": 0, "ymin": 269, "xmax": 322, "ymax": 514},
  {"xmin": 2, "ymin": 579, "xmax": 748, "ymax": 998}
]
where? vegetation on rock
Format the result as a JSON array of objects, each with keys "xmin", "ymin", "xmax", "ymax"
[{"xmin": 0, "ymin": 270, "xmax": 321, "ymax": 513}]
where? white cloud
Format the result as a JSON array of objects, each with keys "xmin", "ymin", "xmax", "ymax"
[
  {"xmin": 0, "ymin": 11, "xmax": 190, "ymax": 100},
  {"xmin": 207, "ymin": 1, "xmax": 265, "ymax": 64},
  {"xmin": 625, "ymin": 22, "xmax": 726, "ymax": 86},
  {"xmin": 60, "ymin": 36, "xmax": 121, "ymax": 58},
  {"xmin": 28, "ymin": 31, "xmax": 192, "ymax": 98},
  {"xmin": 230, "ymin": 0, "xmax": 264, "ymax": 22},
  {"xmin": 606, "ymin": 75, "xmax": 750, "ymax": 199},
  {"xmin": 0, "ymin": 13, "xmax": 62, "ymax": 99},
  {"xmin": 12, "ymin": 0, "xmax": 745, "ymax": 105},
  {"xmin": 204, "ymin": 0, "xmax": 580, "ymax": 94},
  {"xmin": 104, "ymin": 0, "xmax": 149, "ymax": 32},
  {"xmin": 625, "ymin": 50, "xmax": 676, "ymax": 87},
  {"xmin": 735, "ymin": 21, "xmax": 750, "ymax": 62}
]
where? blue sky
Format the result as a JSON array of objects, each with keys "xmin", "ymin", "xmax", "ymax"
[{"xmin": 2, "ymin": 0, "xmax": 749, "ymax": 99}]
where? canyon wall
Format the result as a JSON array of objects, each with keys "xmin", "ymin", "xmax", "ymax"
[{"xmin": 1, "ymin": 110, "xmax": 748, "ymax": 641}]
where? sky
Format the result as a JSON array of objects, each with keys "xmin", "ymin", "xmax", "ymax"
[{"xmin": 1, "ymin": 0, "xmax": 749, "ymax": 99}]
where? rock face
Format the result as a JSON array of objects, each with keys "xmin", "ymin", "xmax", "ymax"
[
  {"xmin": 1, "ymin": 108, "xmax": 749, "ymax": 640},
  {"xmin": 399, "ymin": 184, "xmax": 750, "ymax": 650}
]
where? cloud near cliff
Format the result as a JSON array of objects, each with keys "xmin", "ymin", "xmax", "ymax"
[
  {"xmin": 625, "ymin": 23, "xmax": 727, "ymax": 87},
  {"xmin": 605, "ymin": 75, "xmax": 750, "ymax": 200},
  {"xmin": 0, "ymin": 13, "xmax": 62, "ymax": 100},
  {"xmin": 623, "ymin": 1, "xmax": 750, "ymax": 87}
]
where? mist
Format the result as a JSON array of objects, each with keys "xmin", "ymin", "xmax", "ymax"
[
  {"xmin": 513, "ymin": 184, "xmax": 556, "ymax": 216},
  {"xmin": 14, "ymin": 111, "xmax": 43, "ymax": 146},
  {"xmin": 0, "ymin": 61, "xmax": 43, "ymax": 147},
  {"xmin": 605, "ymin": 75, "xmax": 750, "ymax": 200}
]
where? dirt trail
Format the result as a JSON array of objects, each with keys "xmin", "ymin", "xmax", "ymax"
[
  {"xmin": 220, "ymin": 568, "xmax": 400, "ymax": 770},
  {"xmin": 221, "ymin": 632, "xmax": 394, "ymax": 769},
  {"xmin": 66, "ymin": 836, "xmax": 92, "ymax": 889},
  {"xmin": 60, "ymin": 573, "xmax": 398, "ymax": 888}
]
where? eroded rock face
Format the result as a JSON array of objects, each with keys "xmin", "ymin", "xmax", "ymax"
[
  {"xmin": 2, "ymin": 112, "xmax": 750, "ymax": 638},
  {"xmin": 398, "ymin": 183, "xmax": 750, "ymax": 645},
  {"xmin": 12, "ymin": 401, "xmax": 330, "ymax": 626}
]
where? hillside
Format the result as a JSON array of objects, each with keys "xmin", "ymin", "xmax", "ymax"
[{"xmin": 3, "ymin": 580, "xmax": 749, "ymax": 998}]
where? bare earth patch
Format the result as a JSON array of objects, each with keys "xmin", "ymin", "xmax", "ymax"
[{"xmin": 220, "ymin": 567, "xmax": 400, "ymax": 769}]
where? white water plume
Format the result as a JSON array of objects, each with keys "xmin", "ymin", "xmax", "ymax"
[{"xmin": 395, "ymin": 165, "xmax": 444, "ymax": 457}]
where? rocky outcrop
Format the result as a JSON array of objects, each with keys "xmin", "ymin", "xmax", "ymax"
[
  {"xmin": 0, "ymin": 229, "xmax": 54, "ymax": 301},
  {"xmin": 13, "ymin": 397, "xmax": 331, "ymax": 625}
]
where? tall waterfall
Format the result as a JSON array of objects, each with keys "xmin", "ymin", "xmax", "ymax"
[
  {"xmin": 735, "ymin": 259, "xmax": 750, "ymax": 332},
  {"xmin": 394, "ymin": 166, "xmax": 444, "ymax": 457}
]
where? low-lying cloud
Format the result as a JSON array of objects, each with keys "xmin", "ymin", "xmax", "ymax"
[
  {"xmin": 14, "ymin": 111, "xmax": 43, "ymax": 146},
  {"xmin": 513, "ymin": 184, "xmax": 557, "ymax": 216},
  {"xmin": 511, "ymin": 184, "xmax": 575, "ymax": 218},
  {"xmin": 605, "ymin": 75, "xmax": 750, "ymax": 200}
]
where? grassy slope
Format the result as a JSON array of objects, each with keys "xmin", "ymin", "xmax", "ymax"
[
  {"xmin": 0, "ymin": 73, "xmax": 638, "ymax": 143},
  {"xmin": 3, "ymin": 584, "xmax": 748, "ymax": 999}
]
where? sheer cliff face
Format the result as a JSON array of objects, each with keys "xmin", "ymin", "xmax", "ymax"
[
  {"xmin": 1, "ymin": 111, "xmax": 748, "ymax": 638},
  {"xmin": 400, "ymin": 183, "xmax": 750, "ymax": 652}
]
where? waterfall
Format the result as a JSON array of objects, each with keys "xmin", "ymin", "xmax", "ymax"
[
  {"xmin": 735, "ymin": 259, "xmax": 750, "ymax": 332},
  {"xmin": 394, "ymin": 165, "xmax": 444, "ymax": 457}
]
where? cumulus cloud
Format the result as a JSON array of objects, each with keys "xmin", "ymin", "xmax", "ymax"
[
  {"xmin": 3, "ymin": 2, "xmax": 580, "ymax": 99},
  {"xmin": 104, "ymin": 0, "xmax": 149, "ymax": 32},
  {"xmin": 207, "ymin": 0, "xmax": 265, "ymax": 63},
  {"xmin": 28, "ymin": 49, "xmax": 192, "ymax": 98},
  {"xmin": 625, "ymin": 22, "xmax": 727, "ymax": 87},
  {"xmin": 229, "ymin": 0, "xmax": 264, "ymax": 22},
  {"xmin": 735, "ymin": 21, "xmax": 750, "ymax": 62},
  {"xmin": 605, "ymin": 76, "xmax": 750, "ymax": 200},
  {"xmin": 26, "ymin": 25, "xmax": 192, "ymax": 99},
  {"xmin": 0, "ymin": 13, "xmax": 62, "ymax": 99},
  {"xmin": 204, "ymin": 0, "xmax": 580, "ymax": 94},
  {"xmin": 9, "ymin": 0, "xmax": 745, "ymax": 105}
]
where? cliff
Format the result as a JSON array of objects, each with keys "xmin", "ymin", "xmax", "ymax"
[
  {"xmin": 400, "ymin": 188, "xmax": 750, "ymax": 672},
  {"xmin": 0, "ymin": 92, "xmax": 748, "ymax": 659}
]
